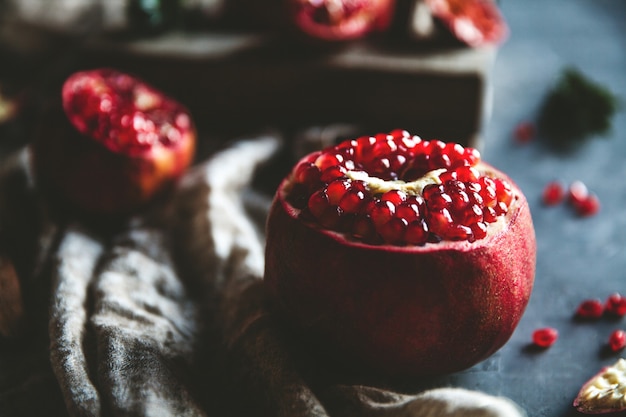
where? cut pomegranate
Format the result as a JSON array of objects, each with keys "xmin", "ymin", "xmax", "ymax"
[
  {"xmin": 32, "ymin": 69, "xmax": 196, "ymax": 216},
  {"xmin": 542, "ymin": 181, "xmax": 565, "ymax": 206},
  {"xmin": 609, "ymin": 330, "xmax": 626, "ymax": 352},
  {"xmin": 265, "ymin": 129, "xmax": 536, "ymax": 376},
  {"xmin": 288, "ymin": 0, "xmax": 395, "ymax": 41},
  {"xmin": 574, "ymin": 358, "xmax": 626, "ymax": 414},
  {"xmin": 425, "ymin": 0, "xmax": 508, "ymax": 47},
  {"xmin": 606, "ymin": 293, "xmax": 626, "ymax": 317},
  {"xmin": 532, "ymin": 327, "xmax": 558, "ymax": 348},
  {"xmin": 576, "ymin": 299, "xmax": 605, "ymax": 320}
]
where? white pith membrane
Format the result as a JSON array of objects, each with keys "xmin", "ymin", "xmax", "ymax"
[
  {"xmin": 576, "ymin": 358, "xmax": 626, "ymax": 413},
  {"xmin": 283, "ymin": 161, "xmax": 515, "ymax": 247}
]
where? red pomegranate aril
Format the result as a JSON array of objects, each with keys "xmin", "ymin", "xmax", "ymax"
[
  {"xmin": 456, "ymin": 166, "xmax": 480, "ymax": 182},
  {"xmin": 320, "ymin": 165, "xmax": 347, "ymax": 183},
  {"xmin": 606, "ymin": 293, "xmax": 626, "ymax": 317},
  {"xmin": 427, "ymin": 208, "xmax": 454, "ymax": 237},
  {"xmin": 575, "ymin": 194, "xmax": 600, "ymax": 217},
  {"xmin": 514, "ymin": 121, "xmax": 536, "ymax": 143},
  {"xmin": 470, "ymin": 221, "xmax": 488, "ymax": 240},
  {"xmin": 326, "ymin": 179, "xmax": 351, "ymax": 205},
  {"xmin": 542, "ymin": 181, "xmax": 565, "ymax": 206},
  {"xmin": 315, "ymin": 152, "xmax": 344, "ymax": 171},
  {"xmin": 295, "ymin": 162, "xmax": 322, "ymax": 186},
  {"xmin": 494, "ymin": 201, "xmax": 509, "ymax": 216},
  {"xmin": 377, "ymin": 217, "xmax": 408, "ymax": 245},
  {"xmin": 569, "ymin": 180, "xmax": 589, "ymax": 205},
  {"xmin": 458, "ymin": 204, "xmax": 483, "ymax": 225},
  {"xmin": 609, "ymin": 330, "xmax": 626, "ymax": 352},
  {"xmin": 576, "ymin": 299, "xmax": 605, "ymax": 319},
  {"xmin": 533, "ymin": 327, "xmax": 558, "ymax": 348},
  {"xmin": 395, "ymin": 201, "xmax": 421, "ymax": 223},
  {"xmin": 482, "ymin": 206, "xmax": 497, "ymax": 223},
  {"xmin": 351, "ymin": 215, "xmax": 376, "ymax": 240},
  {"xmin": 308, "ymin": 190, "xmax": 330, "ymax": 218},
  {"xmin": 446, "ymin": 224, "xmax": 473, "ymax": 241},
  {"xmin": 381, "ymin": 190, "xmax": 407, "ymax": 205},
  {"xmin": 370, "ymin": 200, "xmax": 396, "ymax": 227},
  {"xmin": 339, "ymin": 189, "xmax": 367, "ymax": 213},
  {"xmin": 404, "ymin": 220, "xmax": 429, "ymax": 245},
  {"xmin": 495, "ymin": 179, "xmax": 514, "ymax": 206}
]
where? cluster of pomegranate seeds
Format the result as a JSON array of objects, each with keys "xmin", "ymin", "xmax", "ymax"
[
  {"xmin": 532, "ymin": 327, "xmax": 559, "ymax": 348},
  {"xmin": 287, "ymin": 130, "xmax": 516, "ymax": 245},
  {"xmin": 606, "ymin": 294, "xmax": 626, "ymax": 317},
  {"xmin": 62, "ymin": 69, "xmax": 191, "ymax": 156},
  {"xmin": 541, "ymin": 180, "xmax": 600, "ymax": 216}
]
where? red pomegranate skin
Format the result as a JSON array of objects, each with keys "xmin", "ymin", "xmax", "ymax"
[{"xmin": 264, "ymin": 163, "xmax": 536, "ymax": 377}]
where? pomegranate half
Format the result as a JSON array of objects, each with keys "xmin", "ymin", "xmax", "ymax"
[
  {"xmin": 264, "ymin": 130, "xmax": 536, "ymax": 377},
  {"xmin": 32, "ymin": 68, "xmax": 196, "ymax": 216}
]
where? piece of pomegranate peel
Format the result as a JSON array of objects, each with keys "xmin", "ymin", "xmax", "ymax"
[
  {"xmin": 574, "ymin": 358, "xmax": 626, "ymax": 414},
  {"xmin": 264, "ymin": 130, "xmax": 536, "ymax": 377},
  {"xmin": 289, "ymin": 0, "xmax": 395, "ymax": 41},
  {"xmin": 33, "ymin": 68, "xmax": 196, "ymax": 216},
  {"xmin": 425, "ymin": 0, "xmax": 508, "ymax": 47}
]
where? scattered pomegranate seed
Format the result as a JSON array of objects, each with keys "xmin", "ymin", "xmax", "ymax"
[
  {"xmin": 574, "ymin": 194, "xmax": 601, "ymax": 217},
  {"xmin": 606, "ymin": 293, "xmax": 626, "ymax": 317},
  {"xmin": 576, "ymin": 299, "xmax": 605, "ymax": 319},
  {"xmin": 513, "ymin": 121, "xmax": 536, "ymax": 143},
  {"xmin": 532, "ymin": 327, "xmax": 559, "ymax": 348},
  {"xmin": 608, "ymin": 330, "xmax": 626, "ymax": 352},
  {"xmin": 568, "ymin": 181, "xmax": 589, "ymax": 206},
  {"xmin": 542, "ymin": 181, "xmax": 565, "ymax": 206}
]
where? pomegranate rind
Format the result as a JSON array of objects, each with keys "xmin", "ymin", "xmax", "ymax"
[
  {"xmin": 574, "ymin": 359, "xmax": 626, "ymax": 414},
  {"xmin": 264, "ymin": 160, "xmax": 536, "ymax": 377}
]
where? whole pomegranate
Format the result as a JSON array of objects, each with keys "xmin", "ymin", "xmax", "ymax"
[
  {"xmin": 32, "ymin": 68, "xmax": 196, "ymax": 216},
  {"xmin": 264, "ymin": 129, "xmax": 536, "ymax": 377},
  {"xmin": 288, "ymin": 0, "xmax": 396, "ymax": 42}
]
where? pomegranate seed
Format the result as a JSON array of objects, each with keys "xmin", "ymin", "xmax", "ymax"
[
  {"xmin": 338, "ymin": 189, "xmax": 366, "ymax": 213},
  {"xmin": 605, "ymin": 293, "xmax": 626, "ymax": 317},
  {"xmin": 470, "ymin": 221, "xmax": 488, "ymax": 240},
  {"xmin": 576, "ymin": 299, "xmax": 604, "ymax": 319},
  {"xmin": 608, "ymin": 330, "xmax": 626, "ymax": 352},
  {"xmin": 513, "ymin": 121, "xmax": 535, "ymax": 143},
  {"xmin": 427, "ymin": 208, "xmax": 454, "ymax": 237},
  {"xmin": 320, "ymin": 165, "xmax": 347, "ymax": 183},
  {"xmin": 308, "ymin": 190, "xmax": 330, "ymax": 218},
  {"xmin": 381, "ymin": 190, "xmax": 407, "ymax": 205},
  {"xmin": 351, "ymin": 215, "xmax": 376, "ymax": 240},
  {"xmin": 377, "ymin": 217, "xmax": 408, "ymax": 244},
  {"xmin": 315, "ymin": 152, "xmax": 344, "ymax": 171},
  {"xmin": 326, "ymin": 179, "xmax": 351, "ymax": 205},
  {"xmin": 318, "ymin": 206, "xmax": 344, "ymax": 229},
  {"xmin": 370, "ymin": 200, "xmax": 396, "ymax": 227},
  {"xmin": 294, "ymin": 162, "xmax": 321, "ymax": 185},
  {"xmin": 446, "ymin": 224, "xmax": 473, "ymax": 241},
  {"xmin": 568, "ymin": 180, "xmax": 589, "ymax": 205},
  {"xmin": 405, "ymin": 220, "xmax": 429, "ymax": 245},
  {"xmin": 532, "ymin": 327, "xmax": 558, "ymax": 348},
  {"xmin": 456, "ymin": 166, "xmax": 480, "ymax": 182},
  {"xmin": 542, "ymin": 181, "xmax": 565, "ymax": 206},
  {"xmin": 482, "ymin": 206, "xmax": 498, "ymax": 223},
  {"xmin": 575, "ymin": 194, "xmax": 600, "ymax": 217}
]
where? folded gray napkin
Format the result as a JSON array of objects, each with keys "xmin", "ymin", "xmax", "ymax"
[{"xmin": 0, "ymin": 136, "xmax": 526, "ymax": 417}]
